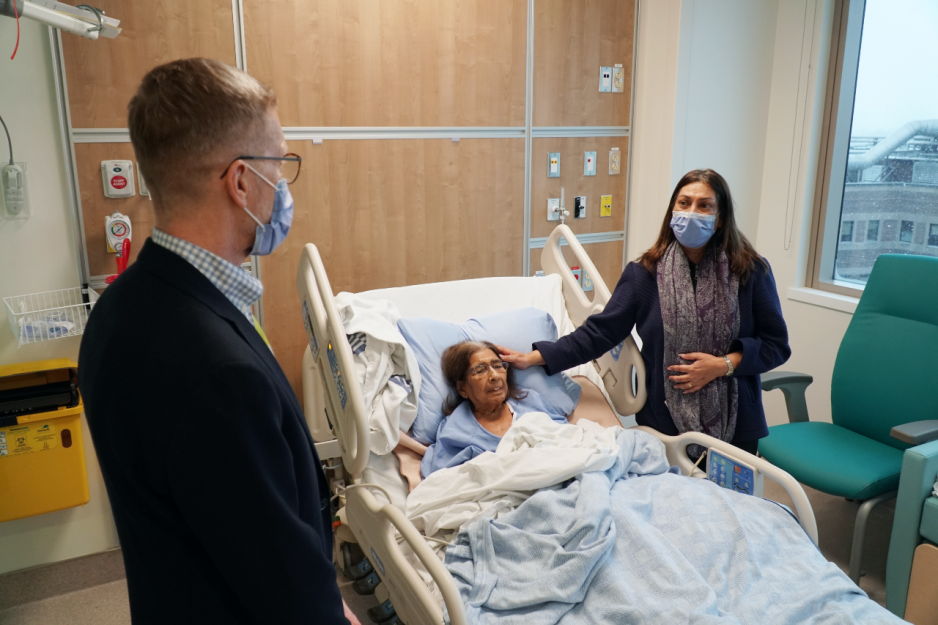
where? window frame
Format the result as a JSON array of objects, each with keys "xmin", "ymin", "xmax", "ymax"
[
  {"xmin": 928, "ymin": 224, "xmax": 938, "ymax": 248},
  {"xmin": 866, "ymin": 219, "xmax": 879, "ymax": 242},
  {"xmin": 806, "ymin": 0, "xmax": 867, "ymax": 296}
]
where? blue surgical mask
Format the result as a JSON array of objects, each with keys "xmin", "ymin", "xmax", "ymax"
[
  {"xmin": 670, "ymin": 212, "xmax": 716, "ymax": 249},
  {"xmin": 242, "ymin": 163, "xmax": 294, "ymax": 256}
]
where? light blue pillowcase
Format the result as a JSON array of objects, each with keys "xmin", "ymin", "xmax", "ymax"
[{"xmin": 398, "ymin": 307, "xmax": 582, "ymax": 444}]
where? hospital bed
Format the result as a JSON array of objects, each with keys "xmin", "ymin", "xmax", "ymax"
[{"xmin": 296, "ymin": 225, "xmax": 820, "ymax": 625}]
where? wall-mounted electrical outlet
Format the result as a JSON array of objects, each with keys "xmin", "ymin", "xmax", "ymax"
[
  {"xmin": 601, "ymin": 194, "xmax": 613, "ymax": 217},
  {"xmin": 574, "ymin": 196, "xmax": 586, "ymax": 219},
  {"xmin": 584, "ymin": 151, "xmax": 596, "ymax": 176},
  {"xmin": 582, "ymin": 271, "xmax": 594, "ymax": 292},
  {"xmin": 599, "ymin": 67, "xmax": 612, "ymax": 92},
  {"xmin": 609, "ymin": 148, "xmax": 621, "ymax": 175},
  {"xmin": 612, "ymin": 64, "xmax": 625, "ymax": 93},
  {"xmin": 547, "ymin": 198, "xmax": 561, "ymax": 221},
  {"xmin": 548, "ymin": 152, "xmax": 560, "ymax": 178},
  {"xmin": 1, "ymin": 162, "xmax": 30, "ymax": 219}
]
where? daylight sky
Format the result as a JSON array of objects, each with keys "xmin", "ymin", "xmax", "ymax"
[{"xmin": 850, "ymin": 0, "xmax": 938, "ymax": 138}]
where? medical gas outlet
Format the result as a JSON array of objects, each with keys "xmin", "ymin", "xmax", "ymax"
[{"xmin": 101, "ymin": 160, "xmax": 136, "ymax": 198}]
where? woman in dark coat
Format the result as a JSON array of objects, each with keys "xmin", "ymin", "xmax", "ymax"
[{"xmin": 502, "ymin": 169, "xmax": 790, "ymax": 455}]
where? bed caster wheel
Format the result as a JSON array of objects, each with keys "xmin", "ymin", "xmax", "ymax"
[
  {"xmin": 341, "ymin": 543, "xmax": 373, "ymax": 580},
  {"xmin": 345, "ymin": 556, "xmax": 374, "ymax": 581},
  {"xmin": 353, "ymin": 570, "xmax": 381, "ymax": 595},
  {"xmin": 367, "ymin": 598, "xmax": 397, "ymax": 623}
]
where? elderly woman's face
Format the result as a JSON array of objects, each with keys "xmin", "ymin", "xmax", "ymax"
[{"xmin": 457, "ymin": 349, "xmax": 509, "ymax": 410}]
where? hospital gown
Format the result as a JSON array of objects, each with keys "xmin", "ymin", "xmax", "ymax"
[{"xmin": 421, "ymin": 389, "xmax": 568, "ymax": 477}]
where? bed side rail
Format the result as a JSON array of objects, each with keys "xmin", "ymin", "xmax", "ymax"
[
  {"xmin": 295, "ymin": 243, "xmax": 370, "ymax": 476},
  {"xmin": 346, "ymin": 488, "xmax": 468, "ymax": 625},
  {"xmin": 541, "ymin": 225, "xmax": 647, "ymax": 416},
  {"xmin": 637, "ymin": 426, "xmax": 819, "ymax": 545}
]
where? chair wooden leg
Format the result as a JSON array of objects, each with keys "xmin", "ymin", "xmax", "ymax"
[{"xmin": 848, "ymin": 490, "xmax": 898, "ymax": 584}]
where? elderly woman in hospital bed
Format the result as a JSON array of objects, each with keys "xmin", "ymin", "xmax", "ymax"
[{"xmin": 421, "ymin": 340, "xmax": 568, "ymax": 477}]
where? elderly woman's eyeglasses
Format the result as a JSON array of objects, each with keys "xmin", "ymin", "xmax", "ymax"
[
  {"xmin": 469, "ymin": 361, "xmax": 509, "ymax": 377},
  {"xmin": 219, "ymin": 153, "xmax": 303, "ymax": 185}
]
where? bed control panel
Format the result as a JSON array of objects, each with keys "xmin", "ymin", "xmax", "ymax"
[{"xmin": 707, "ymin": 449, "xmax": 763, "ymax": 497}]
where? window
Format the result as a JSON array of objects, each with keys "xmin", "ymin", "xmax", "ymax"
[
  {"xmin": 899, "ymin": 221, "xmax": 914, "ymax": 244},
  {"xmin": 809, "ymin": 0, "xmax": 938, "ymax": 293},
  {"xmin": 840, "ymin": 221, "xmax": 854, "ymax": 242}
]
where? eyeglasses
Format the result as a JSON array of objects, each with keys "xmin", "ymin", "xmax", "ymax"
[
  {"xmin": 220, "ymin": 153, "xmax": 303, "ymax": 185},
  {"xmin": 468, "ymin": 361, "xmax": 509, "ymax": 377}
]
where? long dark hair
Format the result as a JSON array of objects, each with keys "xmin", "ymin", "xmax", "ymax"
[
  {"xmin": 440, "ymin": 341, "xmax": 526, "ymax": 416},
  {"xmin": 637, "ymin": 169, "xmax": 766, "ymax": 283}
]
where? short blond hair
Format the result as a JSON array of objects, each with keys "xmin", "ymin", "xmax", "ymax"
[{"xmin": 128, "ymin": 58, "xmax": 277, "ymax": 212}]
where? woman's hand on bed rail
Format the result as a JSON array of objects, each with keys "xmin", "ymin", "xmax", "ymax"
[{"xmin": 496, "ymin": 346, "xmax": 545, "ymax": 370}]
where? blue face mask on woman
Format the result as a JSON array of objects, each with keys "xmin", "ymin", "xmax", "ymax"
[
  {"xmin": 242, "ymin": 163, "xmax": 294, "ymax": 256},
  {"xmin": 670, "ymin": 212, "xmax": 716, "ymax": 249}
]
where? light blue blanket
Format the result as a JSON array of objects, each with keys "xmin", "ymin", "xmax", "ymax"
[{"xmin": 445, "ymin": 429, "xmax": 905, "ymax": 624}]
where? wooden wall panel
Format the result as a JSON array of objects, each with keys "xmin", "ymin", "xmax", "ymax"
[
  {"xmin": 262, "ymin": 138, "xmax": 525, "ymax": 395},
  {"xmin": 62, "ymin": 0, "xmax": 237, "ymax": 128},
  {"xmin": 530, "ymin": 137, "xmax": 628, "ymax": 238},
  {"xmin": 533, "ymin": 0, "xmax": 635, "ymax": 127},
  {"xmin": 243, "ymin": 0, "xmax": 528, "ymax": 128},
  {"xmin": 529, "ymin": 240, "xmax": 625, "ymax": 304},
  {"xmin": 74, "ymin": 143, "xmax": 154, "ymax": 277}
]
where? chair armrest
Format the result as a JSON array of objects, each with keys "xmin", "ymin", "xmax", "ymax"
[
  {"xmin": 761, "ymin": 371, "xmax": 814, "ymax": 423},
  {"xmin": 891, "ymin": 420, "xmax": 938, "ymax": 446}
]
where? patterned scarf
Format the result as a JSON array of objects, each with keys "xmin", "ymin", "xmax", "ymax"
[{"xmin": 657, "ymin": 242, "xmax": 740, "ymax": 449}]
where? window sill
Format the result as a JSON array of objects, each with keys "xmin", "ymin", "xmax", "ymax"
[{"xmin": 787, "ymin": 287, "xmax": 858, "ymax": 314}]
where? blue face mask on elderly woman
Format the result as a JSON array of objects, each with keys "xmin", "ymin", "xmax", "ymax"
[
  {"xmin": 670, "ymin": 211, "xmax": 716, "ymax": 249},
  {"xmin": 242, "ymin": 163, "xmax": 294, "ymax": 256}
]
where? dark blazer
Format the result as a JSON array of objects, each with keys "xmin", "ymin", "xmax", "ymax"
[
  {"xmin": 535, "ymin": 260, "xmax": 790, "ymax": 443},
  {"xmin": 79, "ymin": 240, "xmax": 347, "ymax": 624}
]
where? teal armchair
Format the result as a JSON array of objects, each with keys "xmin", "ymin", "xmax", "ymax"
[
  {"xmin": 886, "ymin": 438, "xmax": 938, "ymax": 619},
  {"xmin": 759, "ymin": 254, "xmax": 938, "ymax": 585}
]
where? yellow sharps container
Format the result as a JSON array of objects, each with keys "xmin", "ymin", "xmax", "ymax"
[{"xmin": 0, "ymin": 359, "xmax": 90, "ymax": 523}]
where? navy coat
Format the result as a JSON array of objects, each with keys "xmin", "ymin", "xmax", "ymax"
[{"xmin": 535, "ymin": 260, "xmax": 790, "ymax": 443}]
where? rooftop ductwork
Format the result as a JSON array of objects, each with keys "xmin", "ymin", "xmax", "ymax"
[{"xmin": 847, "ymin": 119, "xmax": 938, "ymax": 172}]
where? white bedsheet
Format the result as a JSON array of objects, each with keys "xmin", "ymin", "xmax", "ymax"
[{"xmin": 406, "ymin": 414, "xmax": 622, "ymax": 541}]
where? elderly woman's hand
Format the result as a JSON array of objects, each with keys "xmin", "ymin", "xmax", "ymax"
[
  {"xmin": 667, "ymin": 352, "xmax": 740, "ymax": 394},
  {"xmin": 495, "ymin": 346, "xmax": 545, "ymax": 370}
]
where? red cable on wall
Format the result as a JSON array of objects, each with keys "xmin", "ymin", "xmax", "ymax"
[{"xmin": 10, "ymin": 0, "xmax": 21, "ymax": 60}]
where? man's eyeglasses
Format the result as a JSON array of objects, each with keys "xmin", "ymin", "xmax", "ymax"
[
  {"xmin": 220, "ymin": 153, "xmax": 303, "ymax": 185},
  {"xmin": 468, "ymin": 361, "xmax": 509, "ymax": 377}
]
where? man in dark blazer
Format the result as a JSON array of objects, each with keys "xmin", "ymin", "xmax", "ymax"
[{"xmin": 79, "ymin": 59, "xmax": 356, "ymax": 624}]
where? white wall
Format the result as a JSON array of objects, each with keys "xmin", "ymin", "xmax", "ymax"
[
  {"xmin": 754, "ymin": 0, "xmax": 852, "ymax": 427},
  {"xmin": 0, "ymin": 20, "xmax": 119, "ymax": 575},
  {"xmin": 630, "ymin": 0, "xmax": 853, "ymax": 427},
  {"xmin": 671, "ymin": 0, "xmax": 778, "ymax": 240}
]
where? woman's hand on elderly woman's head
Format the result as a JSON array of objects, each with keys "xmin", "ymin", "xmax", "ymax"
[
  {"xmin": 496, "ymin": 346, "xmax": 545, "ymax": 370},
  {"xmin": 667, "ymin": 352, "xmax": 731, "ymax": 394}
]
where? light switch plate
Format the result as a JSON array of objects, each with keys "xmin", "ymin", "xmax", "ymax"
[
  {"xmin": 612, "ymin": 64, "xmax": 625, "ymax": 93},
  {"xmin": 547, "ymin": 198, "xmax": 560, "ymax": 221},
  {"xmin": 574, "ymin": 195, "xmax": 586, "ymax": 219},
  {"xmin": 548, "ymin": 153, "xmax": 560, "ymax": 178},
  {"xmin": 599, "ymin": 67, "xmax": 612, "ymax": 92},
  {"xmin": 609, "ymin": 148, "xmax": 621, "ymax": 175},
  {"xmin": 584, "ymin": 151, "xmax": 596, "ymax": 176}
]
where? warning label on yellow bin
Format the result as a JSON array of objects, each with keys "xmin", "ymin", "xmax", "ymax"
[{"xmin": 0, "ymin": 423, "xmax": 57, "ymax": 457}]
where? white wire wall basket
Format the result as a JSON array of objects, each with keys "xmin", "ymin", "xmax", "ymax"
[{"xmin": 4, "ymin": 287, "xmax": 99, "ymax": 347}]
